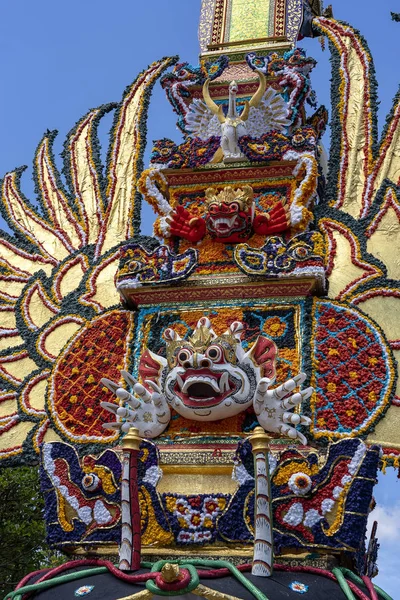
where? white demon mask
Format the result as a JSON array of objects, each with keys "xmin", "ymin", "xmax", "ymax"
[{"xmin": 139, "ymin": 317, "xmax": 278, "ymax": 421}]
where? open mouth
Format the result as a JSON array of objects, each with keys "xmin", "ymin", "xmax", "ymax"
[
  {"xmin": 173, "ymin": 368, "xmax": 233, "ymax": 408},
  {"xmin": 211, "ymin": 216, "xmax": 237, "ymax": 233}
]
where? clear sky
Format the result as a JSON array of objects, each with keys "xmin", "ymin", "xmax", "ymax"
[{"xmin": 0, "ymin": 0, "xmax": 399, "ymax": 595}]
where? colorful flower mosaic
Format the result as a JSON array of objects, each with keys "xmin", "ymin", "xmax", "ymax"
[
  {"xmin": 117, "ymin": 244, "xmax": 198, "ymax": 288},
  {"xmin": 150, "ymin": 136, "xmax": 221, "ymax": 169},
  {"xmin": 234, "ymin": 232, "xmax": 325, "ymax": 282},
  {"xmin": 40, "ymin": 442, "xmax": 121, "ymax": 548},
  {"xmin": 310, "ymin": 300, "xmax": 395, "ymax": 441},
  {"xmin": 238, "ymin": 126, "xmax": 317, "ymax": 163},
  {"xmin": 162, "ymin": 493, "xmax": 229, "ymax": 545}
]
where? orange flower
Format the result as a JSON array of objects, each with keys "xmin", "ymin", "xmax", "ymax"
[{"xmin": 263, "ymin": 316, "xmax": 286, "ymax": 337}]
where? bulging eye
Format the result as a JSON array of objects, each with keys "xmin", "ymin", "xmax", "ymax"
[
  {"xmin": 177, "ymin": 348, "xmax": 193, "ymax": 365},
  {"xmin": 209, "ymin": 203, "xmax": 219, "ymax": 214},
  {"xmin": 82, "ymin": 473, "xmax": 101, "ymax": 492},
  {"xmin": 229, "ymin": 202, "xmax": 240, "ymax": 212},
  {"xmin": 288, "ymin": 472, "xmax": 312, "ymax": 496},
  {"xmin": 206, "ymin": 345, "xmax": 223, "ymax": 362}
]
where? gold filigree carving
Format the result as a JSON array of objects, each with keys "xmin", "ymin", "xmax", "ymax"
[{"xmin": 205, "ymin": 185, "xmax": 254, "ymax": 211}]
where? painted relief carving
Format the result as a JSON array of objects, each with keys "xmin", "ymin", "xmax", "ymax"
[{"xmin": 101, "ymin": 317, "xmax": 312, "ymax": 443}]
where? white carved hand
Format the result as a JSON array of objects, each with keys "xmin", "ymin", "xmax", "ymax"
[
  {"xmin": 100, "ymin": 370, "xmax": 171, "ymax": 439},
  {"xmin": 253, "ymin": 372, "xmax": 312, "ymax": 445}
]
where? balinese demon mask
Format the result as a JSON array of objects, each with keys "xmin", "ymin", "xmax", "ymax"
[
  {"xmin": 139, "ymin": 317, "xmax": 277, "ymax": 421},
  {"xmin": 204, "ymin": 186, "xmax": 254, "ymax": 242}
]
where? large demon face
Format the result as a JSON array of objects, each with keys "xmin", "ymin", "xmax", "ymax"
[
  {"xmin": 205, "ymin": 186, "xmax": 254, "ymax": 243},
  {"xmin": 139, "ymin": 317, "xmax": 277, "ymax": 422}
]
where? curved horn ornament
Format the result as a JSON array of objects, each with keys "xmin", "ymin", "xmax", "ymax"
[{"xmin": 203, "ymin": 79, "xmax": 225, "ymax": 123}]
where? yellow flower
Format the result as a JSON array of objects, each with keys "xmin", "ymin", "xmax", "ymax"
[
  {"xmin": 164, "ymin": 496, "xmax": 177, "ymax": 513},
  {"xmin": 263, "ymin": 316, "xmax": 286, "ymax": 337},
  {"xmin": 178, "ymin": 517, "xmax": 188, "ymax": 529},
  {"xmin": 217, "ymin": 498, "xmax": 227, "ymax": 510},
  {"xmin": 273, "ymin": 461, "xmax": 311, "ymax": 486},
  {"xmin": 348, "ymin": 337, "xmax": 357, "ymax": 349}
]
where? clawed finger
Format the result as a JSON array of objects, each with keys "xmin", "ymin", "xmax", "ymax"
[
  {"xmin": 282, "ymin": 412, "xmax": 312, "ymax": 427},
  {"xmin": 280, "ymin": 386, "xmax": 313, "ymax": 410},
  {"xmin": 300, "ymin": 415, "xmax": 311, "ymax": 426},
  {"xmin": 254, "ymin": 378, "xmax": 274, "ymax": 408},
  {"xmin": 271, "ymin": 372, "xmax": 306, "ymax": 400},
  {"xmin": 121, "ymin": 370, "xmax": 138, "ymax": 389},
  {"xmin": 102, "ymin": 422, "xmax": 122, "ymax": 431},
  {"xmin": 282, "ymin": 412, "xmax": 301, "ymax": 425},
  {"xmin": 133, "ymin": 382, "xmax": 151, "ymax": 403},
  {"xmin": 279, "ymin": 424, "xmax": 297, "ymax": 439},
  {"xmin": 145, "ymin": 379, "xmax": 162, "ymax": 395},
  {"xmin": 117, "ymin": 406, "xmax": 137, "ymax": 420},
  {"xmin": 100, "ymin": 401, "xmax": 119, "ymax": 415},
  {"xmin": 101, "ymin": 378, "xmax": 120, "ymax": 394},
  {"xmin": 116, "ymin": 389, "xmax": 141, "ymax": 409},
  {"xmin": 279, "ymin": 424, "xmax": 307, "ymax": 445}
]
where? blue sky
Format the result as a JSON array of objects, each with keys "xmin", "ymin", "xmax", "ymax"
[{"xmin": 0, "ymin": 0, "xmax": 399, "ymax": 595}]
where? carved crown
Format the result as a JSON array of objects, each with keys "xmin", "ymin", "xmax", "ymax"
[{"xmin": 205, "ymin": 185, "xmax": 254, "ymax": 211}]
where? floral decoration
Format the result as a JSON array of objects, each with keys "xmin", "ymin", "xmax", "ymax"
[
  {"xmin": 150, "ymin": 136, "xmax": 221, "ymax": 169},
  {"xmin": 247, "ymin": 48, "xmax": 317, "ymax": 128},
  {"xmin": 74, "ymin": 586, "xmax": 95, "ymax": 597},
  {"xmin": 234, "ymin": 231, "xmax": 325, "ymax": 283},
  {"xmin": 48, "ymin": 309, "xmax": 135, "ymax": 446},
  {"xmin": 0, "ymin": 56, "xmax": 179, "ymax": 466},
  {"xmin": 289, "ymin": 581, "xmax": 309, "ymax": 593},
  {"xmin": 218, "ymin": 437, "xmax": 380, "ymax": 559},
  {"xmin": 160, "ymin": 55, "xmax": 228, "ymax": 135},
  {"xmin": 40, "ymin": 441, "xmax": 121, "ymax": 548},
  {"xmin": 310, "ymin": 300, "xmax": 395, "ymax": 441},
  {"xmin": 162, "ymin": 493, "xmax": 229, "ymax": 545},
  {"xmin": 238, "ymin": 126, "xmax": 317, "ymax": 163},
  {"xmin": 117, "ymin": 244, "xmax": 198, "ymax": 288}
]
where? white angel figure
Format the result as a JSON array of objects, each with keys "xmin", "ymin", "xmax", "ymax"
[{"xmin": 185, "ymin": 71, "xmax": 291, "ymax": 161}]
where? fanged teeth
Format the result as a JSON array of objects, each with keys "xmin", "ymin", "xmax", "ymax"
[
  {"xmin": 213, "ymin": 216, "xmax": 236, "ymax": 227},
  {"xmin": 220, "ymin": 372, "xmax": 229, "ymax": 392},
  {"xmin": 181, "ymin": 376, "xmax": 220, "ymax": 394},
  {"xmin": 176, "ymin": 373, "xmax": 184, "ymax": 390}
]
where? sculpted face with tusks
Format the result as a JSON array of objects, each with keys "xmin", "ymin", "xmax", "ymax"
[
  {"xmin": 101, "ymin": 317, "xmax": 313, "ymax": 444},
  {"xmin": 162, "ymin": 318, "xmax": 269, "ymax": 420}
]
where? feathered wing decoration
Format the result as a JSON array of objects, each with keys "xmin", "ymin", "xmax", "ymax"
[
  {"xmin": 0, "ymin": 56, "xmax": 177, "ymax": 465},
  {"xmin": 246, "ymin": 87, "xmax": 291, "ymax": 136},
  {"xmin": 185, "ymin": 99, "xmax": 221, "ymax": 140},
  {"xmin": 185, "ymin": 87, "xmax": 290, "ymax": 140}
]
